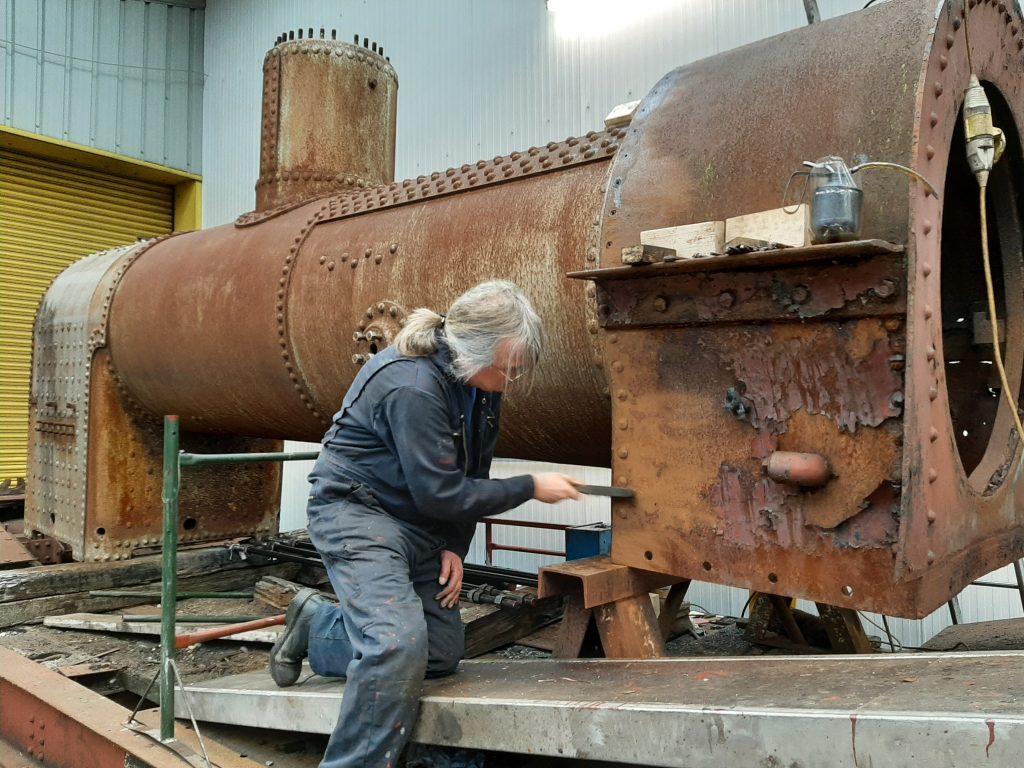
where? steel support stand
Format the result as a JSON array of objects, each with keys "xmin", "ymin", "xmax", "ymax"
[{"xmin": 160, "ymin": 415, "xmax": 181, "ymax": 742}]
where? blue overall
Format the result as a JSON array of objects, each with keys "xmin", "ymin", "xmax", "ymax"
[{"xmin": 305, "ymin": 338, "xmax": 534, "ymax": 767}]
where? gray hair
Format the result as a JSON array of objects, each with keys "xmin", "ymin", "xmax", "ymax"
[{"xmin": 393, "ymin": 280, "xmax": 543, "ymax": 386}]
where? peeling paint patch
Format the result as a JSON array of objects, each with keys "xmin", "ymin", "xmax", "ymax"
[
  {"xmin": 722, "ymin": 333, "xmax": 901, "ymax": 433},
  {"xmin": 828, "ymin": 482, "xmax": 899, "ymax": 548},
  {"xmin": 710, "ymin": 465, "xmax": 814, "ymax": 550}
]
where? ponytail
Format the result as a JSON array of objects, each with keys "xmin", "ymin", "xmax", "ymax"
[{"xmin": 393, "ymin": 308, "xmax": 444, "ymax": 357}]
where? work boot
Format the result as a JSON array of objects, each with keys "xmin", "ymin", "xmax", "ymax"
[{"xmin": 270, "ymin": 587, "xmax": 329, "ymax": 687}]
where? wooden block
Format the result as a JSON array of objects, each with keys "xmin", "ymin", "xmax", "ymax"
[
  {"xmin": 460, "ymin": 592, "xmax": 563, "ymax": 658},
  {"xmin": 621, "ymin": 243, "xmax": 676, "ymax": 265},
  {"xmin": 253, "ymin": 575, "xmax": 309, "ymax": 611},
  {"xmin": 641, "ymin": 221, "xmax": 724, "ymax": 260},
  {"xmin": 603, "ymin": 99, "xmax": 640, "ymax": 129},
  {"xmin": 725, "ymin": 204, "xmax": 810, "ymax": 247}
]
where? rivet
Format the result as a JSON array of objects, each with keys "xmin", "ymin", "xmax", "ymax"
[
  {"xmin": 924, "ymin": 305, "xmax": 934, "ymax": 319},
  {"xmin": 612, "ymin": 361, "xmax": 624, "ymax": 372},
  {"xmin": 922, "ymin": 262, "xmax": 932, "ymax": 276},
  {"xmin": 617, "ymin": 448, "xmax": 629, "ymax": 459},
  {"xmin": 718, "ymin": 291, "xmax": 735, "ymax": 308},
  {"xmin": 875, "ymin": 279, "xmax": 897, "ymax": 298},
  {"xmin": 928, "ymin": 467, "xmax": 938, "ymax": 483},
  {"xmin": 617, "ymin": 419, "xmax": 629, "ymax": 430},
  {"xmin": 945, "ymin": 33, "xmax": 955, "ymax": 49},
  {"xmin": 389, "ymin": 243, "xmax": 398, "ymax": 253},
  {"xmin": 607, "ymin": 333, "xmax": 618, "ymax": 344},
  {"xmin": 923, "ymin": 220, "xmax": 933, "ymax": 234},
  {"xmin": 351, "ymin": 260, "xmax": 358, "ymax": 268},
  {"xmin": 938, "ymin": 56, "xmax": 948, "ymax": 71},
  {"xmin": 841, "ymin": 585, "xmax": 854, "ymax": 597},
  {"xmin": 327, "ymin": 261, "xmax": 335, "ymax": 271},
  {"xmin": 930, "ymin": 427, "xmax": 939, "ymax": 442},
  {"xmin": 927, "ymin": 508, "xmax": 937, "ymax": 523},
  {"xmin": 374, "ymin": 254, "xmax": 383, "ymax": 264},
  {"xmin": 929, "ymin": 386, "xmax": 938, "ymax": 401},
  {"xmin": 952, "ymin": 18, "xmax": 961, "ymax": 32},
  {"xmin": 616, "ymin": 390, "xmax": 629, "ymax": 401},
  {"xmin": 615, "ymin": 476, "xmax": 628, "ymax": 487},
  {"xmin": 884, "ymin": 319, "xmax": 902, "ymax": 332},
  {"xmin": 934, "ymin": 82, "xmax": 944, "ymax": 97},
  {"xmin": 791, "ymin": 285, "xmax": 809, "ymax": 304},
  {"xmin": 927, "ymin": 550, "xmax": 936, "ymax": 564},
  {"xmin": 926, "ymin": 345, "xmax": 936, "ymax": 361},
  {"xmin": 653, "ymin": 296, "xmax": 668, "ymax": 312}
]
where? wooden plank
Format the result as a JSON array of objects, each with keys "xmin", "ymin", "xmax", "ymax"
[
  {"xmin": 724, "ymin": 204, "xmax": 810, "ymax": 247},
  {"xmin": 0, "ymin": 562, "xmax": 300, "ymax": 628},
  {"xmin": 516, "ymin": 622, "xmax": 560, "ymax": 652},
  {"xmin": 0, "ymin": 546, "xmax": 238, "ymax": 603},
  {"xmin": 641, "ymin": 221, "xmax": 724, "ymax": 260},
  {"xmin": 621, "ymin": 243, "xmax": 676, "ymax": 265},
  {"xmin": 462, "ymin": 596, "xmax": 563, "ymax": 658},
  {"xmin": 43, "ymin": 613, "xmax": 282, "ymax": 645}
]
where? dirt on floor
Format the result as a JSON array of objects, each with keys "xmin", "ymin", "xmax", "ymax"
[{"xmin": 0, "ymin": 597, "xmax": 277, "ymax": 703}]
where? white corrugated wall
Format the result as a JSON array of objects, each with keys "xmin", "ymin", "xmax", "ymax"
[
  {"xmin": 205, "ymin": 1, "xmax": 1024, "ymax": 644},
  {"xmin": 0, "ymin": 0, "xmax": 204, "ymax": 173}
]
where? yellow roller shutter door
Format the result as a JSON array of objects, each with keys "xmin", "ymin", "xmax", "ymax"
[{"xmin": 0, "ymin": 149, "xmax": 174, "ymax": 489}]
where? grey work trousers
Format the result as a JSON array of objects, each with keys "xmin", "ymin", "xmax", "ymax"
[{"xmin": 306, "ymin": 475, "xmax": 465, "ymax": 768}]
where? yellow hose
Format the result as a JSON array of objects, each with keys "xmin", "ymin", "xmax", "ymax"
[{"xmin": 978, "ymin": 181, "xmax": 1024, "ymax": 447}]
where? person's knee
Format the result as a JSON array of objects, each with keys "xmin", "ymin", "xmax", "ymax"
[{"xmin": 425, "ymin": 625, "xmax": 463, "ymax": 678}]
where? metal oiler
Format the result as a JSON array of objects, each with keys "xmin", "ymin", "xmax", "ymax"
[{"xmin": 786, "ymin": 157, "xmax": 939, "ymax": 244}]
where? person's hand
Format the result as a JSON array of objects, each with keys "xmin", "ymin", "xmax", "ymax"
[
  {"xmin": 435, "ymin": 549, "xmax": 464, "ymax": 609},
  {"xmin": 532, "ymin": 473, "xmax": 581, "ymax": 503}
]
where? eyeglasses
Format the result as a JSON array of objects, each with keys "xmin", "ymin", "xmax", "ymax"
[{"xmin": 495, "ymin": 364, "xmax": 526, "ymax": 384}]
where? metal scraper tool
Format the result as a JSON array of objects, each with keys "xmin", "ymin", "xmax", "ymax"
[{"xmin": 572, "ymin": 484, "xmax": 635, "ymax": 499}]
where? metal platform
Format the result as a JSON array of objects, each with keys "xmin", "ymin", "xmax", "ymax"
[{"xmin": 178, "ymin": 652, "xmax": 1024, "ymax": 766}]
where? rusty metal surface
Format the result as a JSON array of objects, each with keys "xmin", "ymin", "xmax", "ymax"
[
  {"xmin": 27, "ymin": 241, "xmax": 279, "ymax": 560},
  {"xmin": 590, "ymin": 0, "xmax": 1024, "ymax": 617},
  {"xmin": 26, "ymin": 243, "xmax": 140, "ymax": 560},
  {"xmin": 27, "ymin": 0, "xmax": 1024, "ymax": 620},
  {"xmin": 0, "ymin": 527, "xmax": 35, "ymax": 567},
  {"xmin": 107, "ymin": 135, "xmax": 619, "ymax": 465},
  {"xmin": 180, "ymin": 654, "xmax": 1024, "ymax": 765},
  {"xmin": 256, "ymin": 34, "xmax": 397, "ymax": 211},
  {"xmin": 0, "ymin": 645, "xmax": 262, "ymax": 768},
  {"xmin": 538, "ymin": 555, "xmax": 678, "ymax": 608}
]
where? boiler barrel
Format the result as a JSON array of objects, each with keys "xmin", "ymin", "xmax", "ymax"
[{"xmin": 107, "ymin": 141, "xmax": 619, "ymax": 466}]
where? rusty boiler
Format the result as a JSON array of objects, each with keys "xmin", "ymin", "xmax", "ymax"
[{"xmin": 26, "ymin": 1, "xmax": 1024, "ymax": 619}]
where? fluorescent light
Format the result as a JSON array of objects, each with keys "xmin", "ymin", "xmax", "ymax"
[{"xmin": 547, "ymin": 0, "xmax": 678, "ymax": 38}]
